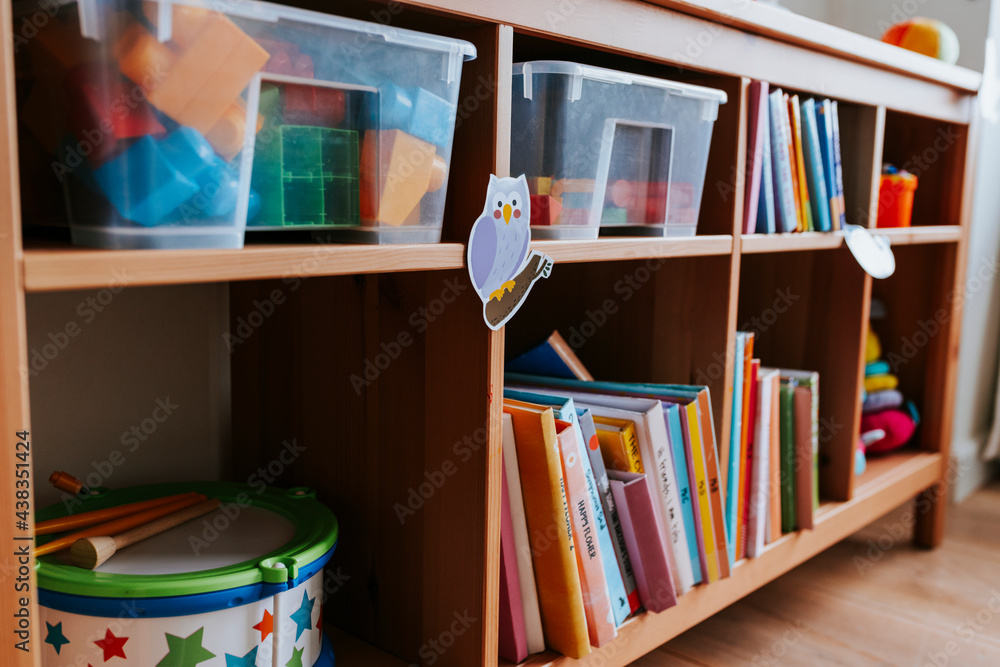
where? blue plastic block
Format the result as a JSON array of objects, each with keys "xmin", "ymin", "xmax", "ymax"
[
  {"xmin": 158, "ymin": 127, "xmax": 239, "ymax": 218},
  {"xmin": 408, "ymin": 87, "xmax": 454, "ymax": 147},
  {"xmin": 371, "ymin": 81, "xmax": 414, "ymax": 131},
  {"xmin": 93, "ymin": 136, "xmax": 199, "ymax": 226}
]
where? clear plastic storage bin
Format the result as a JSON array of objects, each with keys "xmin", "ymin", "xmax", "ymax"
[
  {"xmin": 19, "ymin": 0, "xmax": 475, "ymax": 248},
  {"xmin": 510, "ymin": 61, "xmax": 726, "ymax": 240}
]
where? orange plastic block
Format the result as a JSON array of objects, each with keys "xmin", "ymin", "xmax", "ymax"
[
  {"xmin": 205, "ymin": 99, "xmax": 265, "ymax": 161},
  {"xmin": 114, "ymin": 14, "xmax": 269, "ymax": 135},
  {"xmin": 360, "ymin": 130, "xmax": 446, "ymax": 226}
]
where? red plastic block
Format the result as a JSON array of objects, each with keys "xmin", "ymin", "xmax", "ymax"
[{"xmin": 529, "ymin": 194, "xmax": 562, "ymax": 226}]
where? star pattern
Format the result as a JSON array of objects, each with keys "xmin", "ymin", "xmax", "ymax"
[
  {"xmin": 286, "ymin": 646, "xmax": 305, "ymax": 667},
  {"xmin": 225, "ymin": 646, "xmax": 258, "ymax": 667},
  {"xmin": 45, "ymin": 621, "xmax": 70, "ymax": 654},
  {"xmin": 156, "ymin": 628, "xmax": 215, "ymax": 667},
  {"xmin": 290, "ymin": 591, "xmax": 315, "ymax": 641},
  {"xmin": 253, "ymin": 609, "xmax": 273, "ymax": 642},
  {"xmin": 94, "ymin": 628, "xmax": 128, "ymax": 661}
]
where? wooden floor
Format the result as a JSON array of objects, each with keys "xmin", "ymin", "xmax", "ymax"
[{"xmin": 633, "ymin": 481, "xmax": 1000, "ymax": 666}]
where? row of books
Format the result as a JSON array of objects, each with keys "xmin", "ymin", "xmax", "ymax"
[
  {"xmin": 744, "ymin": 80, "xmax": 847, "ymax": 235},
  {"xmin": 497, "ymin": 332, "xmax": 823, "ymax": 662}
]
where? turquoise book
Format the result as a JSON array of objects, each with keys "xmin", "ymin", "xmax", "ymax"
[
  {"xmin": 800, "ymin": 99, "xmax": 832, "ymax": 232},
  {"xmin": 504, "ymin": 389, "xmax": 631, "ymax": 626},
  {"xmin": 665, "ymin": 403, "xmax": 702, "ymax": 584},
  {"xmin": 725, "ymin": 332, "xmax": 745, "ymax": 564}
]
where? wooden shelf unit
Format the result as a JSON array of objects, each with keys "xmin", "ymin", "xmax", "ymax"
[{"xmin": 0, "ymin": 2, "xmax": 977, "ymax": 667}]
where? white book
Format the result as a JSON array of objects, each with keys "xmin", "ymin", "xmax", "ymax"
[
  {"xmin": 748, "ymin": 369, "xmax": 778, "ymax": 557},
  {"xmin": 501, "ymin": 413, "xmax": 545, "ymax": 654},
  {"xmin": 510, "ymin": 386, "xmax": 695, "ymax": 595}
]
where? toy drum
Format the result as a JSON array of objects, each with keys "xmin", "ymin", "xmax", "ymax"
[{"xmin": 36, "ymin": 482, "xmax": 338, "ymax": 666}]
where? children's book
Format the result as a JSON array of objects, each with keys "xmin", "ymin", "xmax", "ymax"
[
  {"xmin": 777, "ymin": 381, "xmax": 797, "ymax": 534},
  {"xmin": 735, "ymin": 334, "xmax": 754, "ymax": 560},
  {"xmin": 739, "ymin": 357, "xmax": 759, "ymax": 560},
  {"xmin": 499, "ymin": 451, "xmax": 528, "ymax": 663},
  {"xmin": 555, "ymin": 420, "xmax": 617, "ymax": 646},
  {"xmin": 501, "ymin": 413, "xmax": 546, "ymax": 654},
  {"xmin": 766, "ymin": 373, "xmax": 782, "ymax": 543},
  {"xmin": 504, "ymin": 402, "xmax": 589, "ymax": 658},
  {"xmin": 788, "ymin": 94, "xmax": 813, "ymax": 232},
  {"xmin": 792, "ymin": 388, "xmax": 815, "ymax": 531},
  {"xmin": 665, "ymin": 403, "xmax": 702, "ymax": 585},
  {"xmin": 680, "ymin": 400, "xmax": 719, "ymax": 582},
  {"xmin": 831, "ymin": 101, "xmax": 847, "ymax": 228},
  {"xmin": 748, "ymin": 368, "xmax": 778, "ymax": 557},
  {"xmin": 609, "ymin": 471, "xmax": 678, "ymax": 613},
  {"xmin": 757, "ymin": 97, "xmax": 777, "ymax": 234},
  {"xmin": 769, "ymin": 89, "xmax": 798, "ymax": 233},
  {"xmin": 725, "ymin": 332, "xmax": 745, "ymax": 564},
  {"xmin": 783, "ymin": 92, "xmax": 803, "ymax": 231},
  {"xmin": 505, "ymin": 390, "xmax": 631, "ymax": 627},
  {"xmin": 800, "ymin": 98, "xmax": 832, "ymax": 232},
  {"xmin": 781, "ymin": 369, "xmax": 820, "ymax": 513},
  {"xmin": 744, "ymin": 80, "xmax": 770, "ymax": 235},
  {"xmin": 594, "ymin": 417, "xmax": 644, "ymax": 474},
  {"xmin": 578, "ymin": 408, "xmax": 641, "ymax": 617},
  {"xmin": 506, "ymin": 330, "xmax": 595, "ymax": 381},
  {"xmin": 815, "ymin": 99, "xmax": 840, "ymax": 230}
]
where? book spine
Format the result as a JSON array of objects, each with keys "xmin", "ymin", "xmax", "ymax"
[
  {"xmin": 682, "ymin": 402, "xmax": 719, "ymax": 582},
  {"xmin": 789, "ymin": 95, "xmax": 813, "ymax": 232},
  {"xmin": 726, "ymin": 333, "xmax": 745, "ymax": 565},
  {"xmin": 767, "ymin": 375, "xmax": 782, "ymax": 543},
  {"xmin": 622, "ymin": 424, "xmax": 644, "ymax": 474},
  {"xmin": 696, "ymin": 395, "xmax": 731, "ymax": 578},
  {"xmin": 831, "ymin": 101, "xmax": 847, "ymax": 228},
  {"xmin": 735, "ymin": 336, "xmax": 754, "ymax": 560},
  {"xmin": 739, "ymin": 358, "xmax": 759, "ymax": 560},
  {"xmin": 769, "ymin": 90, "xmax": 798, "ymax": 233},
  {"xmin": 610, "ymin": 474, "xmax": 678, "ymax": 613},
  {"xmin": 801, "ymin": 99, "xmax": 832, "ymax": 232},
  {"xmin": 507, "ymin": 407, "xmax": 590, "ymax": 658},
  {"xmin": 499, "ymin": 452, "xmax": 529, "ymax": 663},
  {"xmin": 559, "ymin": 425, "xmax": 617, "ymax": 647},
  {"xmin": 757, "ymin": 101, "xmax": 776, "ymax": 234},
  {"xmin": 793, "ymin": 387, "xmax": 815, "ymax": 531},
  {"xmin": 744, "ymin": 80, "xmax": 768, "ymax": 235},
  {"xmin": 779, "ymin": 383, "xmax": 797, "ymax": 534},
  {"xmin": 783, "ymin": 92, "xmax": 803, "ymax": 231},
  {"xmin": 810, "ymin": 378, "xmax": 820, "ymax": 510},
  {"xmin": 645, "ymin": 413, "xmax": 695, "ymax": 594},
  {"xmin": 581, "ymin": 412, "xmax": 641, "ymax": 616},
  {"xmin": 667, "ymin": 405, "xmax": 703, "ymax": 584},
  {"xmin": 748, "ymin": 371, "xmax": 772, "ymax": 558},
  {"xmin": 816, "ymin": 100, "xmax": 839, "ymax": 231},
  {"xmin": 575, "ymin": 423, "xmax": 632, "ymax": 626},
  {"xmin": 502, "ymin": 413, "xmax": 547, "ymax": 654}
]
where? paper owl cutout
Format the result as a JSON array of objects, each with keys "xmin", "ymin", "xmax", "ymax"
[{"xmin": 468, "ymin": 174, "xmax": 553, "ymax": 330}]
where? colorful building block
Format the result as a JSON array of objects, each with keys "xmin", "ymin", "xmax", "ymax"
[
  {"xmin": 66, "ymin": 63, "xmax": 166, "ymax": 165},
  {"xmin": 114, "ymin": 13, "xmax": 269, "ymax": 137},
  {"xmin": 158, "ymin": 127, "xmax": 239, "ymax": 218},
  {"xmin": 360, "ymin": 129, "xmax": 446, "ymax": 226},
  {"xmin": 93, "ymin": 135, "xmax": 199, "ymax": 226},
  {"xmin": 371, "ymin": 82, "xmax": 454, "ymax": 148},
  {"xmin": 600, "ymin": 207, "xmax": 627, "ymax": 226},
  {"xmin": 551, "ymin": 178, "xmax": 594, "ymax": 198},
  {"xmin": 529, "ymin": 177, "xmax": 553, "ymax": 196},
  {"xmin": 561, "ymin": 191, "xmax": 593, "ymax": 209},
  {"xmin": 529, "ymin": 194, "xmax": 562, "ymax": 226}
]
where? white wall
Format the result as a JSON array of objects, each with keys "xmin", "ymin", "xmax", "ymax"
[{"xmin": 780, "ymin": 0, "xmax": 993, "ymax": 71}]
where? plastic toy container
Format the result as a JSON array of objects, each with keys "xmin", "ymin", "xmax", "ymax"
[
  {"xmin": 19, "ymin": 0, "xmax": 475, "ymax": 248},
  {"xmin": 876, "ymin": 168, "xmax": 918, "ymax": 228},
  {"xmin": 510, "ymin": 61, "xmax": 727, "ymax": 239}
]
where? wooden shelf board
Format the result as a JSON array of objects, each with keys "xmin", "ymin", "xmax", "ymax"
[
  {"xmin": 741, "ymin": 226, "xmax": 960, "ymax": 254},
  {"xmin": 505, "ymin": 450, "xmax": 942, "ymax": 667},
  {"xmin": 533, "ymin": 235, "xmax": 733, "ymax": 263},
  {"xmin": 325, "ymin": 625, "xmax": 410, "ymax": 667},
  {"xmin": 22, "ymin": 242, "xmax": 467, "ymax": 292}
]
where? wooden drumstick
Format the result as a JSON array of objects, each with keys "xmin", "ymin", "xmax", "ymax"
[
  {"xmin": 70, "ymin": 498, "xmax": 221, "ymax": 570},
  {"xmin": 35, "ymin": 494, "xmax": 206, "ymax": 557},
  {"xmin": 35, "ymin": 492, "xmax": 201, "ymax": 536}
]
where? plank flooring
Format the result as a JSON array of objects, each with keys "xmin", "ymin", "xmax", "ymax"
[{"xmin": 633, "ymin": 481, "xmax": 1000, "ymax": 666}]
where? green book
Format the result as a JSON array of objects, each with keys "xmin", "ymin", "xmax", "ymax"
[{"xmin": 779, "ymin": 381, "xmax": 797, "ymax": 533}]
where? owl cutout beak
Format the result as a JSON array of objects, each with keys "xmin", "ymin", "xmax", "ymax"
[{"xmin": 502, "ymin": 204, "xmax": 512, "ymax": 224}]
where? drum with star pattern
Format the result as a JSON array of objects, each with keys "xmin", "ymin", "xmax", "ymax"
[{"xmin": 36, "ymin": 482, "xmax": 338, "ymax": 666}]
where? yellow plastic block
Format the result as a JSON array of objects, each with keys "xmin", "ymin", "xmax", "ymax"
[
  {"xmin": 361, "ymin": 129, "xmax": 440, "ymax": 226},
  {"xmin": 114, "ymin": 15, "xmax": 269, "ymax": 135}
]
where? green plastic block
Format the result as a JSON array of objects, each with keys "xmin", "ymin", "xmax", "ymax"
[{"xmin": 600, "ymin": 206, "xmax": 628, "ymax": 226}]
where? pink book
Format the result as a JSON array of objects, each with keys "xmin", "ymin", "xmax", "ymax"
[
  {"xmin": 744, "ymin": 80, "xmax": 770, "ymax": 234},
  {"xmin": 608, "ymin": 470, "xmax": 678, "ymax": 613},
  {"xmin": 556, "ymin": 420, "xmax": 617, "ymax": 647},
  {"xmin": 499, "ymin": 452, "xmax": 528, "ymax": 663}
]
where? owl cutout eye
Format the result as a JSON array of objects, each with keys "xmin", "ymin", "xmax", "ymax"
[{"xmin": 512, "ymin": 199, "xmax": 517, "ymax": 206}]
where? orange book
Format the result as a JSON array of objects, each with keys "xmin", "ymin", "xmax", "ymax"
[
  {"xmin": 594, "ymin": 417, "xmax": 644, "ymax": 474},
  {"xmin": 693, "ymin": 392, "xmax": 731, "ymax": 579},
  {"xmin": 504, "ymin": 403, "xmax": 590, "ymax": 659},
  {"xmin": 556, "ymin": 420, "xmax": 616, "ymax": 647},
  {"xmin": 735, "ymin": 334, "xmax": 754, "ymax": 560},
  {"xmin": 788, "ymin": 95, "xmax": 813, "ymax": 231}
]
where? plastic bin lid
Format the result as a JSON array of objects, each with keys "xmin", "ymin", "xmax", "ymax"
[
  {"xmin": 513, "ymin": 61, "xmax": 727, "ymax": 104},
  {"xmin": 37, "ymin": 0, "xmax": 476, "ymax": 62}
]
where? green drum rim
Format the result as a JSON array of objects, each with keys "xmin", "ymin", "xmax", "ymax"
[{"xmin": 35, "ymin": 481, "xmax": 339, "ymax": 599}]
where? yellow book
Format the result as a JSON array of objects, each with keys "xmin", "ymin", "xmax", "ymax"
[
  {"xmin": 504, "ymin": 402, "xmax": 590, "ymax": 659},
  {"xmin": 685, "ymin": 401, "xmax": 719, "ymax": 583},
  {"xmin": 593, "ymin": 416, "xmax": 644, "ymax": 474},
  {"xmin": 788, "ymin": 95, "xmax": 813, "ymax": 232}
]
